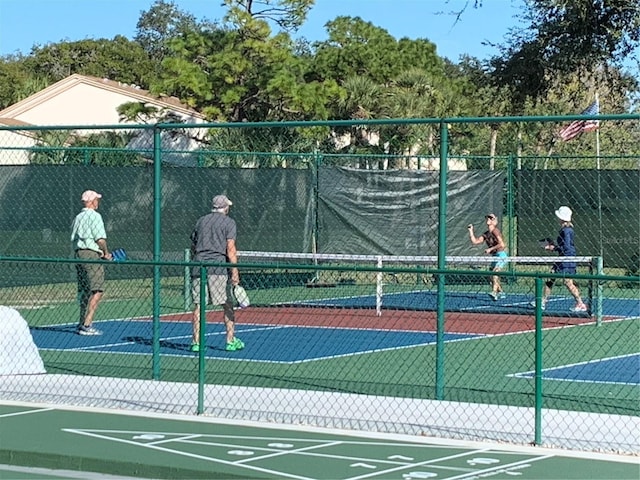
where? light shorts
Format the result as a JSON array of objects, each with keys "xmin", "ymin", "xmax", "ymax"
[
  {"xmin": 192, "ymin": 274, "xmax": 233, "ymax": 305},
  {"xmin": 491, "ymin": 251, "xmax": 508, "ymax": 270},
  {"xmin": 75, "ymin": 249, "xmax": 105, "ymax": 293}
]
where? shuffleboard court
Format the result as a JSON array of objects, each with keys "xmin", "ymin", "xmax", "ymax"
[{"xmin": 1, "ymin": 402, "xmax": 638, "ymax": 480}]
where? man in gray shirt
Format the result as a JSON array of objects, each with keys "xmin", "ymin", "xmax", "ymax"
[{"xmin": 190, "ymin": 194, "xmax": 243, "ymax": 352}]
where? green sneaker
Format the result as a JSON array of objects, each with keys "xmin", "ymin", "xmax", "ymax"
[
  {"xmin": 225, "ymin": 337, "xmax": 245, "ymax": 351},
  {"xmin": 191, "ymin": 342, "xmax": 200, "ymax": 352}
]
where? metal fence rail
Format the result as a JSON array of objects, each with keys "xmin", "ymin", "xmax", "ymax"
[{"xmin": 0, "ymin": 256, "xmax": 638, "ymax": 453}]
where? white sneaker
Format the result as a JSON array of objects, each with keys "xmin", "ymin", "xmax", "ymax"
[
  {"xmin": 529, "ymin": 301, "xmax": 545, "ymax": 311},
  {"xmin": 77, "ymin": 325, "xmax": 102, "ymax": 336},
  {"xmin": 570, "ymin": 304, "xmax": 588, "ymax": 313}
]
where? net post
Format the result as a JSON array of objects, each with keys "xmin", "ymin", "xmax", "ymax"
[
  {"xmin": 593, "ymin": 256, "xmax": 604, "ymax": 326},
  {"xmin": 312, "ymin": 250, "xmax": 320, "ymax": 284},
  {"xmin": 184, "ymin": 248, "xmax": 191, "ymax": 311},
  {"xmin": 376, "ymin": 256, "xmax": 383, "ymax": 316}
]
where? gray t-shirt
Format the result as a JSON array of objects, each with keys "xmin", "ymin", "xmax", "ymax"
[{"xmin": 190, "ymin": 212, "xmax": 237, "ymax": 276}]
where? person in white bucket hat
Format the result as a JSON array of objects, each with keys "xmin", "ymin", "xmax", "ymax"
[{"xmin": 534, "ymin": 205, "xmax": 588, "ymax": 313}]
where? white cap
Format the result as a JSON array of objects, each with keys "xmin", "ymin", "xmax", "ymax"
[
  {"xmin": 81, "ymin": 190, "xmax": 102, "ymax": 202},
  {"xmin": 555, "ymin": 206, "xmax": 572, "ymax": 222}
]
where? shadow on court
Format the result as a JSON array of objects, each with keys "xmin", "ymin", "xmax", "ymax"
[{"xmin": 30, "ymin": 320, "xmax": 481, "ymax": 362}]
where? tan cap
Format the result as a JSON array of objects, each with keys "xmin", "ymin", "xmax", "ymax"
[{"xmin": 212, "ymin": 194, "xmax": 232, "ymax": 209}]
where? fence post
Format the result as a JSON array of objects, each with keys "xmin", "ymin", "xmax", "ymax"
[
  {"xmin": 312, "ymin": 150, "xmax": 321, "ymax": 281},
  {"xmin": 534, "ymin": 277, "xmax": 544, "ymax": 445},
  {"xmin": 435, "ymin": 121, "xmax": 449, "ymax": 400},
  {"xmin": 376, "ymin": 256, "xmax": 383, "ymax": 316},
  {"xmin": 197, "ymin": 265, "xmax": 206, "ymax": 414},
  {"xmin": 184, "ymin": 248, "xmax": 192, "ymax": 311},
  {"xmin": 507, "ymin": 153, "xmax": 516, "ymax": 272},
  {"xmin": 152, "ymin": 125, "xmax": 162, "ymax": 380},
  {"xmin": 594, "ymin": 256, "xmax": 604, "ymax": 326}
]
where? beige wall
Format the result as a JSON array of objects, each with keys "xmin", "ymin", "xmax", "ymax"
[
  {"xmin": 0, "ymin": 130, "xmax": 35, "ymax": 165},
  {"xmin": 9, "ymin": 83, "xmax": 202, "ymax": 127}
]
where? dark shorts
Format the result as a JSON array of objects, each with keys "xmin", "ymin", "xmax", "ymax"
[
  {"xmin": 552, "ymin": 261, "xmax": 577, "ymax": 274},
  {"xmin": 76, "ymin": 249, "xmax": 105, "ymax": 293}
]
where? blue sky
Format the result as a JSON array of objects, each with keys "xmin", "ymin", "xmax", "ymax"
[{"xmin": 0, "ymin": 0, "xmax": 523, "ymax": 62}]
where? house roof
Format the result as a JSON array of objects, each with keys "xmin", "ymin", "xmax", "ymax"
[
  {"xmin": 0, "ymin": 117, "xmax": 32, "ymax": 127},
  {"xmin": 0, "ymin": 117, "xmax": 40, "ymax": 145},
  {"xmin": 0, "ymin": 73, "xmax": 205, "ymax": 120}
]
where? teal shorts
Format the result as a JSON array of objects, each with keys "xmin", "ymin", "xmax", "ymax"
[{"xmin": 491, "ymin": 251, "xmax": 508, "ymax": 270}]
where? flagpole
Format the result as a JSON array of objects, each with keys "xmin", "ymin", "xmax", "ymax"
[{"xmin": 595, "ymin": 92, "xmax": 603, "ymax": 259}]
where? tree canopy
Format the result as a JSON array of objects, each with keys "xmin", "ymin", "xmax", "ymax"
[{"xmin": 0, "ymin": 0, "xmax": 637, "ymax": 166}]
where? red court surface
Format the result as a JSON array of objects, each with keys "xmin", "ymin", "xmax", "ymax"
[{"xmin": 166, "ymin": 306, "xmax": 607, "ymax": 335}]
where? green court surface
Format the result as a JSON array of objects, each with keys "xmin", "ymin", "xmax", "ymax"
[{"xmin": 1, "ymin": 402, "xmax": 638, "ymax": 480}]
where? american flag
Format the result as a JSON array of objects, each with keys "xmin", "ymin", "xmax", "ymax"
[{"xmin": 558, "ymin": 100, "xmax": 599, "ymax": 141}]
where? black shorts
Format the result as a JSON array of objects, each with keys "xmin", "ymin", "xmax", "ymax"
[{"xmin": 552, "ymin": 261, "xmax": 577, "ymax": 274}]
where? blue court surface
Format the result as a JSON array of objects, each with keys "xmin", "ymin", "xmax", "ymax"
[
  {"xmin": 513, "ymin": 353, "xmax": 640, "ymax": 386},
  {"xmin": 297, "ymin": 290, "xmax": 640, "ymax": 317},
  {"xmin": 30, "ymin": 321, "xmax": 482, "ymax": 363}
]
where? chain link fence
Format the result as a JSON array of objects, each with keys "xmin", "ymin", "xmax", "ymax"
[{"xmin": 0, "ymin": 116, "xmax": 638, "ymax": 453}]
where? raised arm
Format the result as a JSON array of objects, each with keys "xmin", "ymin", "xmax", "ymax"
[{"xmin": 467, "ymin": 225, "xmax": 485, "ymax": 245}]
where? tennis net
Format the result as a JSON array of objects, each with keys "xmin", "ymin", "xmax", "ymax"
[{"xmin": 223, "ymin": 251, "xmax": 602, "ymax": 318}]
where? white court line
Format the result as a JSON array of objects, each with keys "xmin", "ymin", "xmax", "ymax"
[
  {"xmin": 150, "ymin": 435, "xmax": 533, "ymax": 479},
  {"xmin": 346, "ymin": 448, "xmax": 493, "ymax": 480},
  {"xmin": 63, "ymin": 429, "xmax": 495, "ymax": 480},
  {"xmin": 509, "ymin": 352, "xmax": 640, "ymax": 386},
  {"xmin": 63, "ymin": 428, "xmax": 316, "ymax": 480},
  {"xmin": 39, "ymin": 324, "xmax": 285, "ymax": 353},
  {"xmin": 516, "ymin": 352, "xmax": 640, "ymax": 372},
  {"xmin": 444, "ymin": 455, "xmax": 555, "ymax": 480},
  {"xmin": 36, "ymin": 324, "xmax": 476, "ymax": 364},
  {"xmin": 0, "ymin": 464, "xmax": 140, "ymax": 480},
  {"xmin": 197, "ymin": 439, "xmax": 345, "ymax": 465},
  {"xmin": 0, "ymin": 407, "xmax": 54, "ymax": 418}
]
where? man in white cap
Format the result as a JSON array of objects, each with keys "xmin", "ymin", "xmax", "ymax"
[
  {"xmin": 71, "ymin": 190, "xmax": 112, "ymax": 335},
  {"xmin": 190, "ymin": 194, "xmax": 243, "ymax": 352},
  {"xmin": 536, "ymin": 205, "xmax": 588, "ymax": 313}
]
